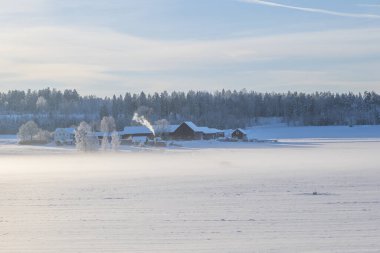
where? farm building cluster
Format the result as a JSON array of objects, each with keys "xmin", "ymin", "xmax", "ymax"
[{"xmin": 54, "ymin": 121, "xmax": 250, "ymax": 146}]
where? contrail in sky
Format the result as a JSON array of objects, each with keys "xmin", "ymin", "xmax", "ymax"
[{"xmin": 238, "ymin": 0, "xmax": 380, "ymax": 19}]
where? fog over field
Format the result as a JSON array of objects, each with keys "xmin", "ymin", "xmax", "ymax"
[{"xmin": 1, "ymin": 139, "xmax": 379, "ymax": 252}]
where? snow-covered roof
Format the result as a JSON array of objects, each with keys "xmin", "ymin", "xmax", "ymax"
[
  {"xmin": 181, "ymin": 122, "xmax": 223, "ymax": 134},
  {"xmin": 153, "ymin": 124, "xmax": 179, "ymax": 133},
  {"xmin": 168, "ymin": 124, "xmax": 180, "ymax": 132},
  {"xmin": 233, "ymin": 128, "xmax": 247, "ymax": 135},
  {"xmin": 197, "ymin": 127, "xmax": 223, "ymax": 134},
  {"xmin": 224, "ymin": 129, "xmax": 234, "ymax": 137},
  {"xmin": 122, "ymin": 126, "xmax": 153, "ymax": 135},
  {"xmin": 183, "ymin": 121, "xmax": 199, "ymax": 131},
  {"xmin": 55, "ymin": 128, "xmax": 75, "ymax": 134}
]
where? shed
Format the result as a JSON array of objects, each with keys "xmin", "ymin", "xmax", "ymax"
[{"xmin": 197, "ymin": 127, "xmax": 225, "ymax": 140}]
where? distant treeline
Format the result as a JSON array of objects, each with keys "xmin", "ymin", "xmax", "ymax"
[{"xmin": 0, "ymin": 88, "xmax": 379, "ymax": 134}]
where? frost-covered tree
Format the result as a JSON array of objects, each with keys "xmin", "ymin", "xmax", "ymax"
[
  {"xmin": 154, "ymin": 119, "xmax": 169, "ymax": 138},
  {"xmin": 17, "ymin": 120, "xmax": 51, "ymax": 144},
  {"xmin": 36, "ymin": 96, "xmax": 47, "ymax": 111},
  {"xmin": 100, "ymin": 116, "xmax": 116, "ymax": 133},
  {"xmin": 18, "ymin": 120, "xmax": 39, "ymax": 143},
  {"xmin": 35, "ymin": 129, "xmax": 51, "ymax": 143},
  {"xmin": 101, "ymin": 136, "xmax": 109, "ymax": 151},
  {"xmin": 111, "ymin": 131, "xmax": 120, "ymax": 151},
  {"xmin": 75, "ymin": 121, "xmax": 99, "ymax": 152},
  {"xmin": 100, "ymin": 116, "xmax": 116, "ymax": 151}
]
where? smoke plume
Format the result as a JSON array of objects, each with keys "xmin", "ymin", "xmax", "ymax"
[{"xmin": 132, "ymin": 113, "xmax": 155, "ymax": 136}]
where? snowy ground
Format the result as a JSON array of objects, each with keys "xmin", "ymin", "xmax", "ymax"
[
  {"xmin": 247, "ymin": 124, "xmax": 380, "ymax": 140},
  {"xmin": 0, "ymin": 126, "xmax": 380, "ymax": 252}
]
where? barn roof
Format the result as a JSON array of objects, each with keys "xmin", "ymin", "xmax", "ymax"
[
  {"xmin": 233, "ymin": 128, "xmax": 247, "ymax": 135},
  {"xmin": 153, "ymin": 124, "xmax": 179, "ymax": 133},
  {"xmin": 181, "ymin": 121, "xmax": 223, "ymax": 134},
  {"xmin": 122, "ymin": 126, "xmax": 153, "ymax": 135},
  {"xmin": 183, "ymin": 121, "xmax": 200, "ymax": 131},
  {"xmin": 167, "ymin": 124, "xmax": 180, "ymax": 132}
]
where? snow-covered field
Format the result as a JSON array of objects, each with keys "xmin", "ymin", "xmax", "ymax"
[{"xmin": 1, "ymin": 126, "xmax": 380, "ymax": 252}]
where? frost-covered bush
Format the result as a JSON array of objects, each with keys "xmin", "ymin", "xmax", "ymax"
[
  {"xmin": 35, "ymin": 129, "xmax": 52, "ymax": 143},
  {"xmin": 18, "ymin": 120, "xmax": 51, "ymax": 145}
]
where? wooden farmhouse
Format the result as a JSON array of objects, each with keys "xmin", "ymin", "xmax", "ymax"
[
  {"xmin": 117, "ymin": 121, "xmax": 225, "ymax": 142},
  {"xmin": 171, "ymin": 121, "xmax": 224, "ymax": 140},
  {"xmin": 171, "ymin": 121, "xmax": 202, "ymax": 140},
  {"xmin": 231, "ymin": 128, "xmax": 248, "ymax": 140}
]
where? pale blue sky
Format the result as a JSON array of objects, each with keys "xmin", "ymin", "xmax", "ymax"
[{"xmin": 0, "ymin": 0, "xmax": 380, "ymax": 96}]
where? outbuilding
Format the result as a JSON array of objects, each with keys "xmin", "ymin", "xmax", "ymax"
[
  {"xmin": 197, "ymin": 127, "xmax": 225, "ymax": 140},
  {"xmin": 171, "ymin": 121, "xmax": 224, "ymax": 140}
]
